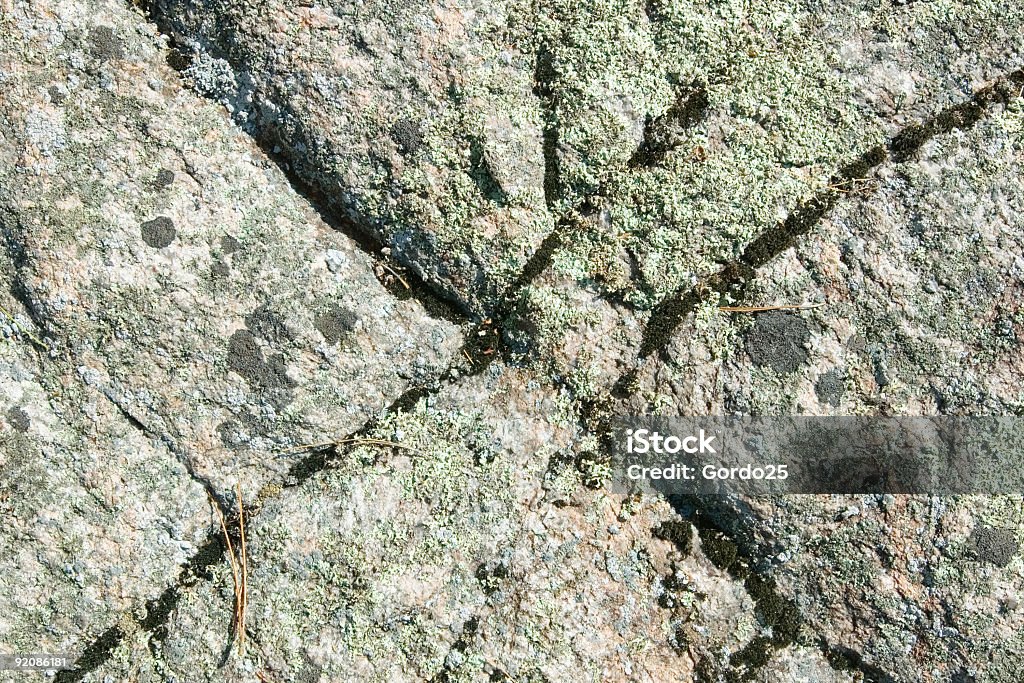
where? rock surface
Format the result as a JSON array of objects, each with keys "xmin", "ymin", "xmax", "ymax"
[
  {"xmin": 0, "ymin": 0, "xmax": 461, "ymax": 499},
  {"xmin": 1, "ymin": 288, "xmax": 211, "ymax": 677},
  {"xmin": 0, "ymin": 0, "xmax": 1021, "ymax": 681}
]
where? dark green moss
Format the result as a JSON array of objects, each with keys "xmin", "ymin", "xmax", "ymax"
[
  {"xmin": 314, "ymin": 305, "xmax": 358, "ymax": 345},
  {"xmin": 745, "ymin": 574, "xmax": 800, "ymax": 646},
  {"xmin": 697, "ymin": 526, "xmax": 739, "ymax": 573},
  {"xmin": 653, "ymin": 519, "xmax": 694, "ymax": 556},
  {"xmin": 727, "ymin": 636, "xmax": 773, "ymax": 682},
  {"xmin": 475, "ymin": 562, "xmax": 510, "ymax": 596},
  {"xmin": 533, "ymin": 45, "xmax": 561, "ymax": 209},
  {"xmin": 390, "ymin": 118, "xmax": 424, "ymax": 155}
]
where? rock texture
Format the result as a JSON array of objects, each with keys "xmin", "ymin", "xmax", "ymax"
[
  {"xmin": 152, "ymin": 0, "xmax": 553, "ymax": 316},
  {"xmin": 0, "ymin": 0, "xmax": 461, "ymax": 499},
  {"xmin": 0, "ymin": 0, "xmax": 1022, "ymax": 681}
]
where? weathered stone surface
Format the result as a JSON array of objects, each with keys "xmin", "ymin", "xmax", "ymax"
[
  {"xmin": 1, "ymin": 0, "xmax": 1021, "ymax": 680},
  {"xmin": 152, "ymin": 0, "xmax": 553, "ymax": 316},
  {"xmin": 81, "ymin": 363, "xmax": 844, "ymax": 682},
  {"xmin": 517, "ymin": 0, "xmax": 1024, "ymax": 310},
  {"xmin": 612, "ymin": 82, "xmax": 1024, "ymax": 681},
  {"xmin": 1, "ymin": 292, "xmax": 211, "ymax": 676},
  {"xmin": 0, "ymin": 0, "xmax": 461, "ymax": 498}
]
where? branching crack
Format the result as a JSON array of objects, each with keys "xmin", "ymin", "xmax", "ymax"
[{"xmin": 639, "ymin": 67, "xmax": 1024, "ymax": 359}]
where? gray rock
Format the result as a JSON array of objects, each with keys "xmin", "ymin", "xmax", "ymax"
[
  {"xmin": 0, "ymin": 297, "xmax": 211, "ymax": 668},
  {"xmin": 152, "ymin": 0, "xmax": 553, "ymax": 315},
  {"xmin": 0, "ymin": 0, "xmax": 462, "ymax": 499}
]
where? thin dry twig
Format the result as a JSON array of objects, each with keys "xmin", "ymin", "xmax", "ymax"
[
  {"xmin": 279, "ymin": 437, "xmax": 417, "ymax": 455},
  {"xmin": 718, "ymin": 302, "xmax": 826, "ymax": 313},
  {"xmin": 236, "ymin": 483, "xmax": 248, "ymax": 657},
  {"xmin": 380, "ymin": 262, "xmax": 411, "ymax": 290},
  {"xmin": 0, "ymin": 303, "xmax": 49, "ymax": 351}
]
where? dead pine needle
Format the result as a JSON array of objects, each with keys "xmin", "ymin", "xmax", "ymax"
[
  {"xmin": 236, "ymin": 483, "xmax": 248, "ymax": 657},
  {"xmin": 718, "ymin": 302, "xmax": 826, "ymax": 313},
  {"xmin": 381, "ymin": 262, "xmax": 411, "ymax": 289},
  {"xmin": 209, "ymin": 487, "xmax": 248, "ymax": 657},
  {"xmin": 0, "ymin": 303, "xmax": 49, "ymax": 351}
]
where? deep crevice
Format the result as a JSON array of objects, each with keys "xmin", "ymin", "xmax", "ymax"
[
  {"xmin": 821, "ymin": 640, "xmax": 900, "ymax": 683},
  {"xmin": 533, "ymin": 44, "xmax": 561, "ymax": 211}
]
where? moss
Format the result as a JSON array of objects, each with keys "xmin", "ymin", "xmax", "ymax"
[
  {"xmin": 697, "ymin": 526, "xmax": 740, "ymax": 574},
  {"xmin": 652, "ymin": 519, "xmax": 694, "ymax": 556},
  {"xmin": 726, "ymin": 635, "xmax": 773, "ymax": 682},
  {"xmin": 390, "ymin": 118, "xmax": 425, "ymax": 155},
  {"xmin": 313, "ymin": 305, "xmax": 358, "ymax": 345},
  {"xmin": 745, "ymin": 574, "xmax": 800, "ymax": 646}
]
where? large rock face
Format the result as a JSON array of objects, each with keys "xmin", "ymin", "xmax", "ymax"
[
  {"xmin": 0, "ymin": 0, "xmax": 461, "ymax": 499},
  {"xmin": 1, "ymin": 0, "xmax": 1022, "ymax": 681},
  {"xmin": 152, "ymin": 0, "xmax": 554, "ymax": 315},
  {"xmin": 1, "ymin": 293, "xmax": 212, "ymax": 673}
]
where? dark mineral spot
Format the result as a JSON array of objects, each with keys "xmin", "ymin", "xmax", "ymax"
[
  {"xmin": 390, "ymin": 118, "xmax": 424, "ymax": 155},
  {"xmin": 211, "ymin": 259, "xmax": 230, "ymax": 279},
  {"xmin": 744, "ymin": 312, "xmax": 810, "ymax": 374},
  {"xmin": 220, "ymin": 235, "xmax": 241, "ymax": 254},
  {"xmin": 971, "ymin": 526, "xmax": 1018, "ymax": 568},
  {"xmin": 6, "ymin": 406, "xmax": 30, "ymax": 433},
  {"xmin": 245, "ymin": 304, "xmax": 291, "ymax": 343},
  {"xmin": 815, "ymin": 368, "xmax": 845, "ymax": 407},
  {"xmin": 314, "ymin": 305, "xmax": 358, "ymax": 344},
  {"xmin": 226, "ymin": 329, "xmax": 294, "ymax": 390},
  {"xmin": 153, "ymin": 168, "xmax": 175, "ymax": 189},
  {"xmin": 140, "ymin": 216, "xmax": 176, "ymax": 248},
  {"xmin": 88, "ymin": 26, "xmax": 124, "ymax": 62},
  {"xmin": 47, "ymin": 86, "xmax": 66, "ymax": 104}
]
